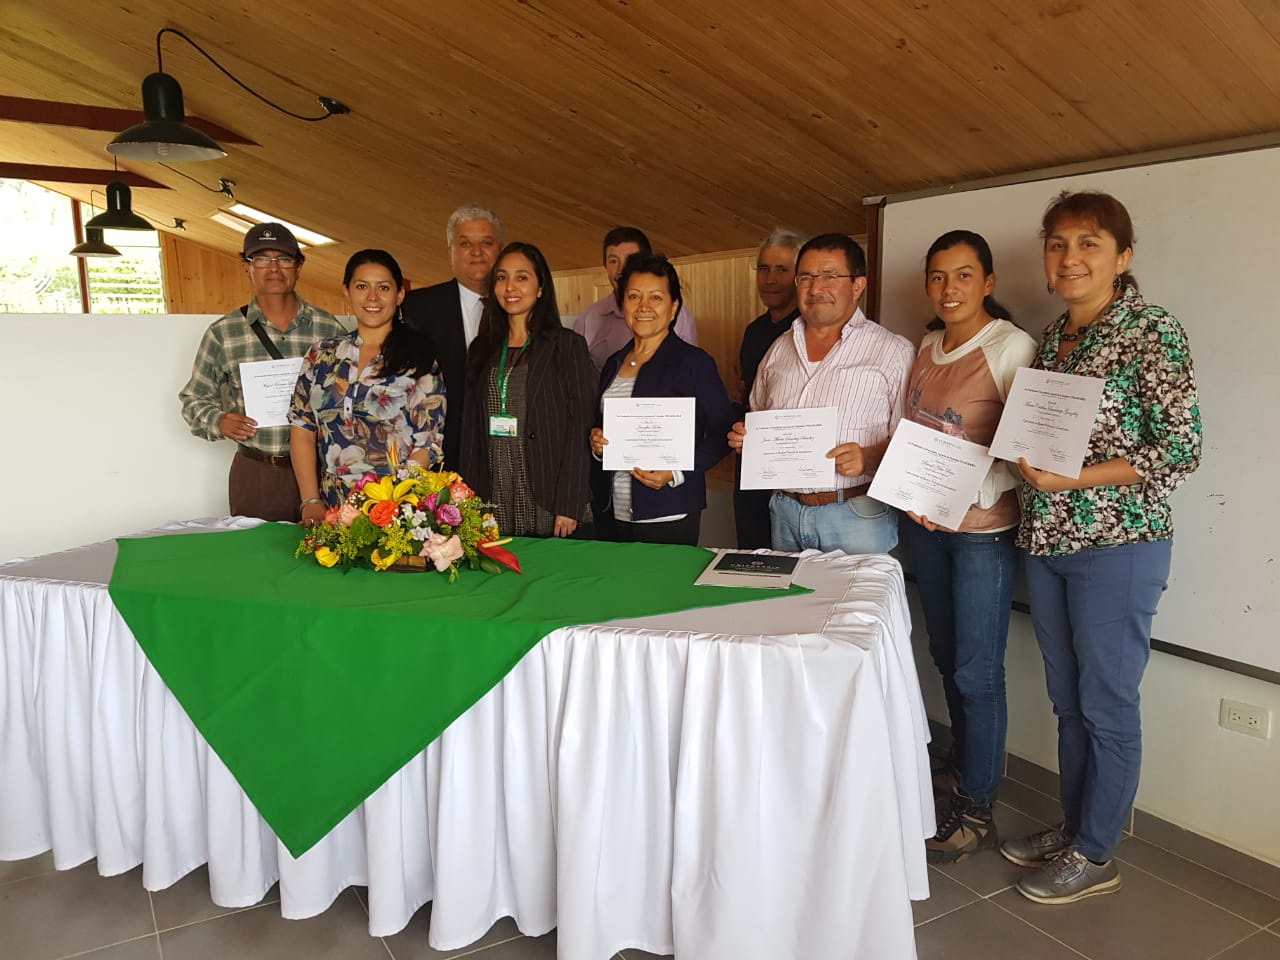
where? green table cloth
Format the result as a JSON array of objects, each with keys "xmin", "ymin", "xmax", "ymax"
[{"xmin": 107, "ymin": 524, "xmax": 806, "ymax": 857}]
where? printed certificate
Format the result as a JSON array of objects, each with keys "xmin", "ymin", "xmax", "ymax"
[
  {"xmin": 602, "ymin": 396, "xmax": 696, "ymax": 470},
  {"xmin": 239, "ymin": 358, "xmax": 304, "ymax": 428},
  {"xmin": 868, "ymin": 420, "xmax": 993, "ymax": 530},
  {"xmin": 988, "ymin": 367, "xmax": 1105, "ymax": 478},
  {"xmin": 739, "ymin": 406, "xmax": 838, "ymax": 490}
]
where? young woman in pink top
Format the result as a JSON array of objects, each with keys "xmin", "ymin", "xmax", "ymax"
[{"xmin": 900, "ymin": 230, "xmax": 1036, "ymax": 863}]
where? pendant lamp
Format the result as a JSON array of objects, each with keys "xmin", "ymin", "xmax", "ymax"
[
  {"xmin": 108, "ymin": 72, "xmax": 225, "ymax": 162},
  {"xmin": 85, "ymin": 180, "xmax": 153, "ymax": 231},
  {"xmin": 70, "ymin": 228, "xmax": 122, "ymax": 258},
  {"xmin": 107, "ymin": 28, "xmax": 349, "ymax": 164}
]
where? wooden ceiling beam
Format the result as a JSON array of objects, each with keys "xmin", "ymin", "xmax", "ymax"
[
  {"xmin": 0, "ymin": 163, "xmax": 170, "ymax": 188},
  {"xmin": 0, "ymin": 95, "xmax": 259, "ymax": 145}
]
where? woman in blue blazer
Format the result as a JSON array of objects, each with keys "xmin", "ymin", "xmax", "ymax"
[{"xmin": 589, "ymin": 253, "xmax": 734, "ymax": 545}]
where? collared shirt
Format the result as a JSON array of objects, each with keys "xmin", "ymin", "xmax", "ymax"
[
  {"xmin": 458, "ymin": 283, "xmax": 484, "ymax": 347},
  {"xmin": 750, "ymin": 307, "xmax": 915, "ymax": 492},
  {"xmin": 179, "ymin": 297, "xmax": 345, "ymax": 457},
  {"xmin": 288, "ymin": 332, "xmax": 446, "ymax": 506},
  {"xmin": 1017, "ymin": 286, "xmax": 1202, "ymax": 557},
  {"xmin": 573, "ymin": 291, "xmax": 698, "ymax": 371}
]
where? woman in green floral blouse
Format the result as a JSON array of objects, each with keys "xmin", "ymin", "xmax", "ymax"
[{"xmin": 999, "ymin": 192, "xmax": 1202, "ymax": 905}]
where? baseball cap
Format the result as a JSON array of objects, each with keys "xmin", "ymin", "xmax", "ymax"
[{"xmin": 242, "ymin": 222, "xmax": 302, "ymax": 260}]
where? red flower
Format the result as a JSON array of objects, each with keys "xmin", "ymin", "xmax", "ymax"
[{"xmin": 368, "ymin": 500, "xmax": 398, "ymax": 528}]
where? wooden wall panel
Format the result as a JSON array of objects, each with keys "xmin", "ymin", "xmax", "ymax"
[{"xmin": 160, "ymin": 233, "xmax": 348, "ymax": 317}]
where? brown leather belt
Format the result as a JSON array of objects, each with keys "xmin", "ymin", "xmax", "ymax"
[
  {"xmin": 236, "ymin": 445, "xmax": 292, "ymax": 469},
  {"xmin": 778, "ymin": 483, "xmax": 871, "ymax": 506}
]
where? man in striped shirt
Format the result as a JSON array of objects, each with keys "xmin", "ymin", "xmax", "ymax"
[
  {"xmin": 179, "ymin": 223, "xmax": 344, "ymax": 522},
  {"xmin": 728, "ymin": 233, "xmax": 914, "ymax": 554}
]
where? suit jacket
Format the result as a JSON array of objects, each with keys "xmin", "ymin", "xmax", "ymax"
[
  {"xmin": 402, "ymin": 279, "xmax": 467, "ymax": 471},
  {"xmin": 459, "ymin": 326, "xmax": 596, "ymax": 522},
  {"xmin": 592, "ymin": 333, "xmax": 734, "ymax": 521}
]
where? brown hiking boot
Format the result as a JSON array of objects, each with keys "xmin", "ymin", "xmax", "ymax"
[{"xmin": 926, "ymin": 794, "xmax": 998, "ymax": 864}]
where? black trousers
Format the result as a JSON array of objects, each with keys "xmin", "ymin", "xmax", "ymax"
[{"xmin": 610, "ymin": 510, "xmax": 701, "ymax": 546}]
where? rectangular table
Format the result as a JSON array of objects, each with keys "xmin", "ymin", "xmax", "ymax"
[{"xmin": 0, "ymin": 518, "xmax": 933, "ymax": 960}]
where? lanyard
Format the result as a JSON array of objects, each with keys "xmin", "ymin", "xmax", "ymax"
[{"xmin": 497, "ymin": 339, "xmax": 529, "ymax": 414}]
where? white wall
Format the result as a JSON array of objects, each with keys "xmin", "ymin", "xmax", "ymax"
[{"xmin": 0, "ymin": 313, "xmax": 235, "ymax": 564}]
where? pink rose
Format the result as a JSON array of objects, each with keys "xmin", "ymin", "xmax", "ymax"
[
  {"xmin": 435, "ymin": 503, "xmax": 462, "ymax": 527},
  {"xmin": 352, "ymin": 472, "xmax": 378, "ymax": 492},
  {"xmin": 421, "ymin": 492, "xmax": 438, "ymax": 512},
  {"xmin": 448, "ymin": 480, "xmax": 474, "ymax": 502},
  {"xmin": 338, "ymin": 503, "xmax": 361, "ymax": 526},
  {"xmin": 419, "ymin": 531, "xmax": 464, "ymax": 572}
]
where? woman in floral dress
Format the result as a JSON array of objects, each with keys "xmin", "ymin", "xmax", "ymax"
[
  {"xmin": 999, "ymin": 192, "xmax": 1202, "ymax": 905},
  {"xmin": 289, "ymin": 249, "xmax": 445, "ymax": 524}
]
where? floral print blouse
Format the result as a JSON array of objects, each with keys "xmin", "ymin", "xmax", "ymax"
[
  {"xmin": 1017, "ymin": 286, "xmax": 1202, "ymax": 557},
  {"xmin": 289, "ymin": 333, "xmax": 446, "ymax": 507}
]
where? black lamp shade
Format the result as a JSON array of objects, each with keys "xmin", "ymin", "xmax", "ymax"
[
  {"xmin": 70, "ymin": 228, "xmax": 122, "ymax": 258},
  {"xmin": 85, "ymin": 181, "xmax": 153, "ymax": 231},
  {"xmin": 107, "ymin": 72, "xmax": 227, "ymax": 162}
]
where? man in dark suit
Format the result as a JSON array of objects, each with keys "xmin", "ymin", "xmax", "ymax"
[{"xmin": 402, "ymin": 203, "xmax": 503, "ymax": 470}]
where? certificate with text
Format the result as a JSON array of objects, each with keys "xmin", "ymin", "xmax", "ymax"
[
  {"xmin": 739, "ymin": 407, "xmax": 838, "ymax": 490},
  {"xmin": 988, "ymin": 367, "xmax": 1105, "ymax": 478},
  {"xmin": 868, "ymin": 420, "xmax": 993, "ymax": 531},
  {"xmin": 602, "ymin": 396, "xmax": 696, "ymax": 470},
  {"xmin": 239, "ymin": 357, "xmax": 304, "ymax": 428}
]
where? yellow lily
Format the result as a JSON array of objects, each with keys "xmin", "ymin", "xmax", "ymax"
[
  {"xmin": 361, "ymin": 476, "xmax": 420, "ymax": 515},
  {"xmin": 313, "ymin": 546, "xmax": 340, "ymax": 568}
]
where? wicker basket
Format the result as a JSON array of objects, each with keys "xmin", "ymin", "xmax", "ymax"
[{"xmin": 386, "ymin": 555, "xmax": 429, "ymax": 573}]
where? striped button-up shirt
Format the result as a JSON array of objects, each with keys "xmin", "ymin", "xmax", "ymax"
[
  {"xmin": 179, "ymin": 297, "xmax": 346, "ymax": 457},
  {"xmin": 749, "ymin": 308, "xmax": 915, "ymax": 492}
]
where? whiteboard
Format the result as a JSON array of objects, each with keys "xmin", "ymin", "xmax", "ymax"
[{"xmin": 878, "ymin": 146, "xmax": 1279, "ymax": 676}]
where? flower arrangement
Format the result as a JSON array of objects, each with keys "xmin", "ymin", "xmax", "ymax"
[{"xmin": 296, "ymin": 462, "xmax": 520, "ymax": 581}]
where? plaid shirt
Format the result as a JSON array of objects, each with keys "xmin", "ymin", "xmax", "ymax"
[{"xmin": 179, "ymin": 297, "xmax": 346, "ymax": 457}]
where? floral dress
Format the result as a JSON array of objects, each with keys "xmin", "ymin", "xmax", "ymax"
[
  {"xmin": 289, "ymin": 333, "xmax": 446, "ymax": 507},
  {"xmin": 1017, "ymin": 286, "xmax": 1202, "ymax": 556}
]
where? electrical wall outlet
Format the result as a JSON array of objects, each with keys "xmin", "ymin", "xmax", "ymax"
[{"xmin": 1219, "ymin": 699, "xmax": 1271, "ymax": 739}]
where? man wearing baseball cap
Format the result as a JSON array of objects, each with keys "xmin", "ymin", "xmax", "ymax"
[{"xmin": 180, "ymin": 223, "xmax": 345, "ymax": 521}]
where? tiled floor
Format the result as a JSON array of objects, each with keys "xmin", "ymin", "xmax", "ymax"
[{"xmin": 3, "ymin": 761, "xmax": 1279, "ymax": 960}]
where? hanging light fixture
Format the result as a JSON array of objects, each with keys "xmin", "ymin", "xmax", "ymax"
[
  {"xmin": 70, "ymin": 227, "xmax": 122, "ymax": 258},
  {"xmin": 85, "ymin": 180, "xmax": 153, "ymax": 231},
  {"xmin": 107, "ymin": 27, "xmax": 350, "ymax": 163},
  {"xmin": 109, "ymin": 72, "xmax": 225, "ymax": 162}
]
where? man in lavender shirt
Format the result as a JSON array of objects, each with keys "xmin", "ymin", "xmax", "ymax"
[
  {"xmin": 727, "ymin": 233, "xmax": 914, "ymax": 555},
  {"xmin": 573, "ymin": 226, "xmax": 698, "ymax": 371}
]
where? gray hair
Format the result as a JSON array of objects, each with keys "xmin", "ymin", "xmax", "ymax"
[
  {"xmin": 446, "ymin": 204, "xmax": 504, "ymax": 246},
  {"xmin": 759, "ymin": 228, "xmax": 807, "ymax": 254}
]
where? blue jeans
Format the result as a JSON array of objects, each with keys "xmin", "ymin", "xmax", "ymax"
[
  {"xmin": 901, "ymin": 520, "xmax": 1016, "ymax": 805},
  {"xmin": 1023, "ymin": 539, "xmax": 1172, "ymax": 862},
  {"xmin": 769, "ymin": 492, "xmax": 898, "ymax": 554}
]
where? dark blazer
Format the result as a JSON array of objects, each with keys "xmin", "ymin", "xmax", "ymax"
[
  {"xmin": 460, "ymin": 326, "xmax": 597, "ymax": 522},
  {"xmin": 592, "ymin": 333, "xmax": 734, "ymax": 521},
  {"xmin": 402, "ymin": 279, "xmax": 468, "ymax": 471}
]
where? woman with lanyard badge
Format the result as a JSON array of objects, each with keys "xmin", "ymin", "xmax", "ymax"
[
  {"xmin": 459, "ymin": 242, "xmax": 596, "ymax": 537},
  {"xmin": 289, "ymin": 249, "xmax": 445, "ymax": 523}
]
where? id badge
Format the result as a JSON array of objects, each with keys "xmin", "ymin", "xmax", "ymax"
[{"xmin": 489, "ymin": 414, "xmax": 519, "ymax": 437}]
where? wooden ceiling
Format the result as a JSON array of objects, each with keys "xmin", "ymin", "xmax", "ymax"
[{"xmin": 4, "ymin": 0, "xmax": 1280, "ymax": 292}]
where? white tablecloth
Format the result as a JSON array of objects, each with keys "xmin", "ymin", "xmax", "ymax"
[{"xmin": 0, "ymin": 519, "xmax": 932, "ymax": 960}]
